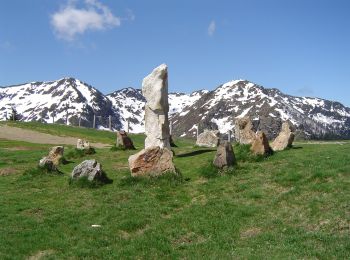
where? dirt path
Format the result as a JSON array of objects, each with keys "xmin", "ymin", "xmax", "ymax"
[
  {"xmin": 295, "ymin": 141, "xmax": 348, "ymax": 145},
  {"xmin": 0, "ymin": 125, "xmax": 109, "ymax": 148}
]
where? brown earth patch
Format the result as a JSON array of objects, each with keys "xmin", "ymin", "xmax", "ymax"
[
  {"xmin": 0, "ymin": 168, "xmax": 18, "ymax": 176},
  {"xmin": 240, "ymin": 227, "xmax": 262, "ymax": 239},
  {"xmin": 172, "ymin": 232, "xmax": 207, "ymax": 246},
  {"xmin": 27, "ymin": 249, "xmax": 55, "ymax": 260}
]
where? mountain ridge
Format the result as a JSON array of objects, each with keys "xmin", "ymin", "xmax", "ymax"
[{"xmin": 1, "ymin": 77, "xmax": 349, "ymax": 139}]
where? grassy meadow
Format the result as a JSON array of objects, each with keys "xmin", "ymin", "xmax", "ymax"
[{"xmin": 0, "ymin": 123, "xmax": 349, "ymax": 259}]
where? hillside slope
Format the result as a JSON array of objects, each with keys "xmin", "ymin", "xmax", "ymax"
[{"xmin": 1, "ymin": 78, "xmax": 349, "ymax": 139}]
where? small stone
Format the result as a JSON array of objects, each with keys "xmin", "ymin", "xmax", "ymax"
[
  {"xmin": 116, "ymin": 130, "xmax": 135, "ymax": 150},
  {"xmin": 250, "ymin": 131, "xmax": 273, "ymax": 156},
  {"xmin": 213, "ymin": 141, "xmax": 236, "ymax": 169},
  {"xmin": 234, "ymin": 117, "xmax": 256, "ymax": 144},
  {"xmin": 77, "ymin": 139, "xmax": 90, "ymax": 150},
  {"xmin": 71, "ymin": 159, "xmax": 106, "ymax": 181},
  {"xmin": 38, "ymin": 146, "xmax": 64, "ymax": 170},
  {"xmin": 91, "ymin": 225, "xmax": 101, "ymax": 228},
  {"xmin": 128, "ymin": 146, "xmax": 176, "ymax": 177},
  {"xmin": 271, "ymin": 122, "xmax": 295, "ymax": 151},
  {"xmin": 196, "ymin": 129, "xmax": 220, "ymax": 147}
]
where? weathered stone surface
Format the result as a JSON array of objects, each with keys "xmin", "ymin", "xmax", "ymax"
[
  {"xmin": 71, "ymin": 159, "xmax": 105, "ymax": 181},
  {"xmin": 39, "ymin": 146, "xmax": 64, "ymax": 170},
  {"xmin": 250, "ymin": 131, "xmax": 273, "ymax": 156},
  {"xmin": 196, "ymin": 129, "xmax": 220, "ymax": 147},
  {"xmin": 128, "ymin": 146, "xmax": 176, "ymax": 177},
  {"xmin": 213, "ymin": 141, "xmax": 236, "ymax": 169},
  {"xmin": 39, "ymin": 157, "xmax": 56, "ymax": 171},
  {"xmin": 142, "ymin": 64, "xmax": 171, "ymax": 149},
  {"xmin": 271, "ymin": 122, "xmax": 295, "ymax": 151},
  {"xmin": 77, "ymin": 139, "xmax": 90, "ymax": 150},
  {"xmin": 116, "ymin": 130, "xmax": 135, "ymax": 150},
  {"xmin": 234, "ymin": 117, "xmax": 256, "ymax": 144}
]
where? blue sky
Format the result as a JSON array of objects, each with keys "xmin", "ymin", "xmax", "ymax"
[{"xmin": 1, "ymin": 0, "xmax": 349, "ymax": 106}]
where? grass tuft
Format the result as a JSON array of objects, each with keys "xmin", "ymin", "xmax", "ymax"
[
  {"xmin": 65, "ymin": 148, "xmax": 96, "ymax": 159},
  {"xmin": 199, "ymin": 162, "xmax": 219, "ymax": 178},
  {"xmin": 120, "ymin": 171, "xmax": 183, "ymax": 187}
]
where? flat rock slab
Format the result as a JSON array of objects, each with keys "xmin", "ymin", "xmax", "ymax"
[{"xmin": 0, "ymin": 125, "xmax": 109, "ymax": 148}]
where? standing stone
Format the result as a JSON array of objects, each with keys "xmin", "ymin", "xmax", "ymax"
[
  {"xmin": 271, "ymin": 122, "xmax": 295, "ymax": 151},
  {"xmin": 116, "ymin": 130, "xmax": 135, "ymax": 150},
  {"xmin": 213, "ymin": 141, "xmax": 236, "ymax": 169},
  {"xmin": 142, "ymin": 64, "xmax": 171, "ymax": 149},
  {"xmin": 250, "ymin": 131, "xmax": 273, "ymax": 156},
  {"xmin": 77, "ymin": 139, "xmax": 90, "ymax": 150},
  {"xmin": 39, "ymin": 146, "xmax": 64, "ymax": 170},
  {"xmin": 128, "ymin": 64, "xmax": 176, "ymax": 177},
  {"xmin": 234, "ymin": 117, "xmax": 256, "ymax": 144},
  {"xmin": 71, "ymin": 159, "xmax": 106, "ymax": 181},
  {"xmin": 128, "ymin": 146, "xmax": 176, "ymax": 177},
  {"xmin": 196, "ymin": 129, "xmax": 220, "ymax": 147}
]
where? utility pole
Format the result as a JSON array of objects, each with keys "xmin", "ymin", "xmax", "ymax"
[
  {"xmin": 78, "ymin": 116, "xmax": 81, "ymax": 127},
  {"xmin": 127, "ymin": 118, "xmax": 130, "ymax": 133},
  {"xmin": 109, "ymin": 115, "xmax": 112, "ymax": 130},
  {"xmin": 52, "ymin": 115, "xmax": 55, "ymax": 124},
  {"xmin": 228, "ymin": 130, "xmax": 231, "ymax": 143},
  {"xmin": 169, "ymin": 120, "xmax": 172, "ymax": 135},
  {"xmin": 93, "ymin": 114, "xmax": 96, "ymax": 129},
  {"xmin": 196, "ymin": 124, "xmax": 199, "ymax": 139}
]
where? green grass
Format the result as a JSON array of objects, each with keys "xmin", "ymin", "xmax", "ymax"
[
  {"xmin": 0, "ymin": 124, "xmax": 349, "ymax": 258},
  {"xmin": 0, "ymin": 121, "xmax": 145, "ymax": 146}
]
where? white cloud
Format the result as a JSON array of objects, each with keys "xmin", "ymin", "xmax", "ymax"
[
  {"xmin": 51, "ymin": 0, "xmax": 121, "ymax": 41},
  {"xmin": 0, "ymin": 41, "xmax": 14, "ymax": 52},
  {"xmin": 208, "ymin": 20, "xmax": 216, "ymax": 36}
]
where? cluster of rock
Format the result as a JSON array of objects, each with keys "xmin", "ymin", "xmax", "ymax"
[
  {"xmin": 37, "ymin": 65, "xmax": 296, "ymax": 183},
  {"xmin": 39, "ymin": 146, "xmax": 64, "ymax": 171},
  {"xmin": 128, "ymin": 64, "xmax": 177, "ymax": 177}
]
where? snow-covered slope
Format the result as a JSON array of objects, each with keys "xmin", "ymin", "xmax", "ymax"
[
  {"xmin": 106, "ymin": 89, "xmax": 205, "ymax": 132},
  {"xmin": 1, "ymin": 78, "xmax": 349, "ymax": 139},
  {"xmin": 0, "ymin": 78, "xmax": 121, "ymax": 128},
  {"xmin": 171, "ymin": 80, "xmax": 350, "ymax": 139}
]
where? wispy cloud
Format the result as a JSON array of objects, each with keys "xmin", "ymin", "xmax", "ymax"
[
  {"xmin": 0, "ymin": 41, "xmax": 14, "ymax": 51},
  {"xmin": 51, "ymin": 0, "xmax": 121, "ymax": 41},
  {"xmin": 208, "ymin": 20, "xmax": 216, "ymax": 36},
  {"xmin": 296, "ymin": 86, "xmax": 314, "ymax": 96}
]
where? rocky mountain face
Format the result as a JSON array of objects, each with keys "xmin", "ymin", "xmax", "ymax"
[
  {"xmin": 171, "ymin": 80, "xmax": 350, "ymax": 139},
  {"xmin": 0, "ymin": 78, "xmax": 121, "ymax": 129},
  {"xmin": 1, "ymin": 78, "xmax": 349, "ymax": 139}
]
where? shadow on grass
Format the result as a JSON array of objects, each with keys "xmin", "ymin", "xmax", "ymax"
[
  {"xmin": 291, "ymin": 146, "xmax": 303, "ymax": 149},
  {"xmin": 69, "ymin": 174, "xmax": 113, "ymax": 188},
  {"xmin": 176, "ymin": 149, "xmax": 215, "ymax": 158}
]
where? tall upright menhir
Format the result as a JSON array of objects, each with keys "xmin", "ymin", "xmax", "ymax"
[{"xmin": 142, "ymin": 63, "xmax": 171, "ymax": 149}]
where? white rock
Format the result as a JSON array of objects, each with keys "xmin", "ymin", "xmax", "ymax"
[{"xmin": 142, "ymin": 64, "xmax": 171, "ymax": 149}]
